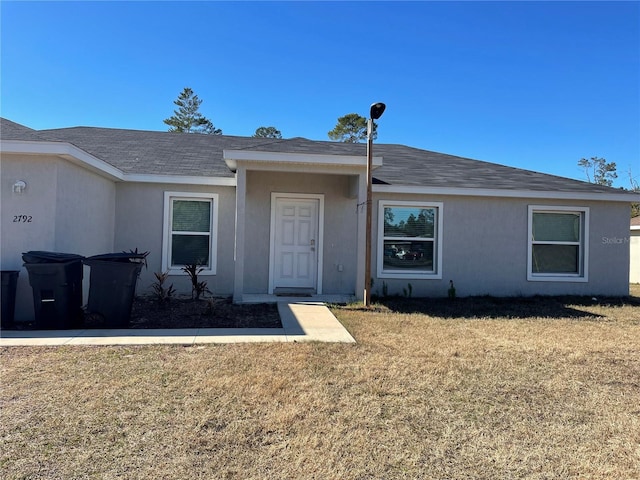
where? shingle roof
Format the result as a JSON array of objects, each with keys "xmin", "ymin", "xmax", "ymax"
[
  {"xmin": 36, "ymin": 126, "xmax": 270, "ymax": 178},
  {"xmin": 631, "ymin": 216, "xmax": 640, "ymax": 227},
  {"xmin": 229, "ymin": 136, "xmax": 623, "ymax": 194},
  {"xmin": 0, "ymin": 118, "xmax": 627, "ymax": 194},
  {"xmin": 0, "ymin": 118, "xmax": 49, "ymax": 142}
]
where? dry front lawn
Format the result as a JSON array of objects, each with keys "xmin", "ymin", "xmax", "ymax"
[{"xmin": 2, "ymin": 287, "xmax": 639, "ymax": 479}]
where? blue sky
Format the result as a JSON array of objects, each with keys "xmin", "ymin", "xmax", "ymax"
[{"xmin": 2, "ymin": 1, "xmax": 639, "ymax": 187}]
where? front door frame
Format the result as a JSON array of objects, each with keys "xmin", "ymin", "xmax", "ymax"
[{"xmin": 269, "ymin": 192, "xmax": 324, "ymax": 294}]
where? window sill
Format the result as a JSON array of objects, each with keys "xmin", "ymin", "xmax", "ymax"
[
  {"xmin": 167, "ymin": 268, "xmax": 216, "ymax": 276},
  {"xmin": 527, "ymin": 274, "xmax": 588, "ymax": 283},
  {"xmin": 378, "ymin": 271, "xmax": 442, "ymax": 280}
]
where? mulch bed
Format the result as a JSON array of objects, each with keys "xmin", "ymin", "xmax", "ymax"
[
  {"xmin": 85, "ymin": 296, "xmax": 282, "ymax": 329},
  {"xmin": 4, "ymin": 296, "xmax": 282, "ymax": 330},
  {"xmin": 129, "ymin": 296, "xmax": 282, "ymax": 329},
  {"xmin": 369, "ymin": 293, "xmax": 640, "ymax": 319}
]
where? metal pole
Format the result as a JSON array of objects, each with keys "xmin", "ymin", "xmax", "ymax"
[{"xmin": 364, "ymin": 117, "xmax": 373, "ymax": 307}]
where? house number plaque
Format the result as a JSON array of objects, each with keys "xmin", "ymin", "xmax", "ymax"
[{"xmin": 13, "ymin": 215, "xmax": 33, "ymax": 223}]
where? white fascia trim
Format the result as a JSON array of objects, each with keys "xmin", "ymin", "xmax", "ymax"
[
  {"xmin": 1, "ymin": 139, "xmax": 123, "ymax": 180},
  {"xmin": 374, "ymin": 184, "xmax": 640, "ymax": 203},
  {"xmin": 631, "ymin": 226, "xmax": 640, "ymax": 231},
  {"xmin": 223, "ymin": 149, "xmax": 382, "ymax": 171},
  {"xmin": 122, "ymin": 174, "xmax": 236, "ymax": 186}
]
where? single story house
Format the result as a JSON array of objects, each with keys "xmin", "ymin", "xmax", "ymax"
[
  {"xmin": 631, "ymin": 216, "xmax": 640, "ymax": 283},
  {"xmin": 2, "ymin": 117, "xmax": 638, "ymax": 323}
]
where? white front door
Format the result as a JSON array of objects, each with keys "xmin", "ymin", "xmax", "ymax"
[{"xmin": 270, "ymin": 196, "xmax": 321, "ymax": 292}]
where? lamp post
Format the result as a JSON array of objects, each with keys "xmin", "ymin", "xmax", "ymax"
[{"xmin": 364, "ymin": 102, "xmax": 386, "ymax": 307}]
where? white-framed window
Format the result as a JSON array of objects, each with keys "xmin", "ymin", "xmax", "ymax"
[
  {"xmin": 377, "ymin": 201, "xmax": 443, "ymax": 279},
  {"xmin": 527, "ymin": 205, "xmax": 589, "ymax": 282},
  {"xmin": 162, "ymin": 192, "xmax": 218, "ymax": 274}
]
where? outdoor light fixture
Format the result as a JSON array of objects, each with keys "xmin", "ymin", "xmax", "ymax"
[
  {"xmin": 364, "ymin": 102, "xmax": 386, "ymax": 307},
  {"xmin": 13, "ymin": 180, "xmax": 27, "ymax": 194},
  {"xmin": 370, "ymin": 102, "xmax": 386, "ymax": 120}
]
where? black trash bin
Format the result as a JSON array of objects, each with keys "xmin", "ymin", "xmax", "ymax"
[
  {"xmin": 22, "ymin": 251, "xmax": 84, "ymax": 329},
  {"xmin": 1, "ymin": 270, "xmax": 20, "ymax": 329},
  {"xmin": 84, "ymin": 252, "xmax": 147, "ymax": 328}
]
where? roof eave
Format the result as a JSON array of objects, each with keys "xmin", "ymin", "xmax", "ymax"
[
  {"xmin": 374, "ymin": 184, "xmax": 640, "ymax": 203},
  {"xmin": 123, "ymin": 173, "xmax": 236, "ymax": 186},
  {"xmin": 223, "ymin": 149, "xmax": 382, "ymax": 172},
  {"xmin": 1, "ymin": 139, "xmax": 123, "ymax": 181}
]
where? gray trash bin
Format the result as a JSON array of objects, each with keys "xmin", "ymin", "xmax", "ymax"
[
  {"xmin": 22, "ymin": 251, "xmax": 84, "ymax": 329},
  {"xmin": 84, "ymin": 252, "xmax": 147, "ymax": 328}
]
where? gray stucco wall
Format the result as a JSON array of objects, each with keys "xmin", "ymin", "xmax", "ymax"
[
  {"xmin": 55, "ymin": 160, "xmax": 115, "ymax": 254},
  {"xmin": 371, "ymin": 193, "xmax": 631, "ymax": 298},
  {"xmin": 114, "ymin": 182, "xmax": 237, "ymax": 296},
  {"xmin": 1, "ymin": 153, "xmax": 116, "ymax": 322},
  {"xmin": 243, "ymin": 171, "xmax": 358, "ymax": 294}
]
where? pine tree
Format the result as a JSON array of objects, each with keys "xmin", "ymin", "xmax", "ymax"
[
  {"xmin": 577, "ymin": 156, "xmax": 617, "ymax": 186},
  {"xmin": 328, "ymin": 113, "xmax": 378, "ymax": 143},
  {"xmin": 253, "ymin": 126, "xmax": 282, "ymax": 139},
  {"xmin": 164, "ymin": 87, "xmax": 221, "ymax": 134}
]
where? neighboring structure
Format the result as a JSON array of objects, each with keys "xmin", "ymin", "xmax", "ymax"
[
  {"xmin": 631, "ymin": 216, "xmax": 640, "ymax": 284},
  {"xmin": 2, "ymin": 117, "xmax": 639, "ymax": 323}
]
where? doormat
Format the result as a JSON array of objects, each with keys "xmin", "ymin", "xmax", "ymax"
[{"xmin": 274, "ymin": 288, "xmax": 314, "ymax": 297}]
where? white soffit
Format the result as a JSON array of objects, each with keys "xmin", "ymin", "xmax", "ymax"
[{"xmin": 223, "ymin": 149, "xmax": 382, "ymax": 171}]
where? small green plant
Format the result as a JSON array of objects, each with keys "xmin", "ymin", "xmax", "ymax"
[
  {"xmin": 151, "ymin": 271, "xmax": 176, "ymax": 305},
  {"xmin": 181, "ymin": 263, "xmax": 210, "ymax": 300},
  {"xmin": 408, "ymin": 283, "xmax": 413, "ymax": 298},
  {"xmin": 382, "ymin": 281, "xmax": 388, "ymax": 298},
  {"xmin": 403, "ymin": 283, "xmax": 413, "ymax": 298},
  {"xmin": 448, "ymin": 280, "xmax": 456, "ymax": 299}
]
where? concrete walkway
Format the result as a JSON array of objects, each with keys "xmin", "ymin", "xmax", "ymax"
[{"xmin": 0, "ymin": 302, "xmax": 356, "ymax": 347}]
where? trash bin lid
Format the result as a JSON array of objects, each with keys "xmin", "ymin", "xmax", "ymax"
[
  {"xmin": 22, "ymin": 251, "xmax": 85, "ymax": 263},
  {"xmin": 84, "ymin": 252, "xmax": 148, "ymax": 263}
]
